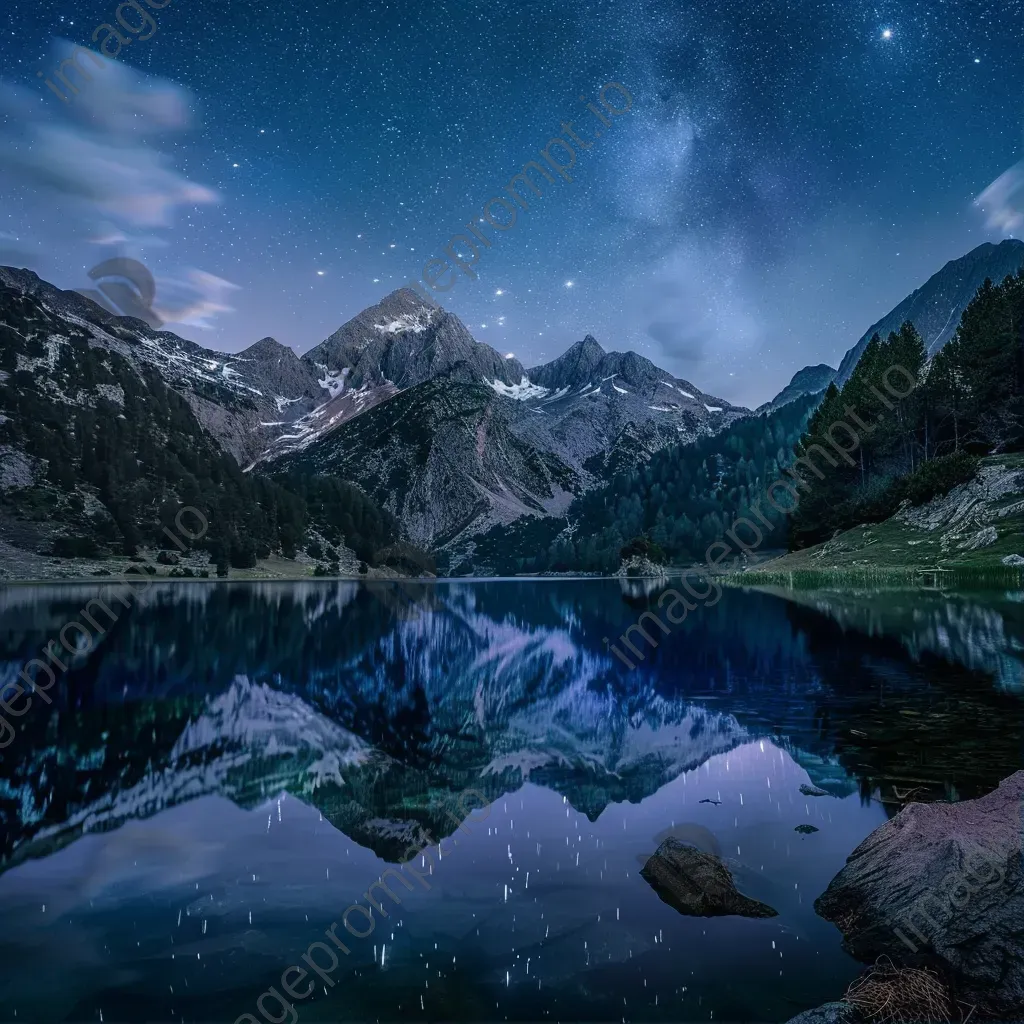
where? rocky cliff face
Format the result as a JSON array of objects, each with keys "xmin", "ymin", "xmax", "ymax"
[
  {"xmin": 0, "ymin": 267, "xmax": 326, "ymax": 468},
  {"xmin": 815, "ymin": 771, "xmax": 1024, "ymax": 1017},
  {"xmin": 836, "ymin": 239, "xmax": 1024, "ymax": 384},
  {"xmin": 304, "ymin": 287, "xmax": 527, "ymax": 389},
  {"xmin": 281, "ymin": 376, "xmax": 582, "ymax": 548},
  {"xmin": 757, "ymin": 364, "xmax": 836, "ymax": 415},
  {"xmin": 0, "ymin": 267, "xmax": 754, "ymax": 564}
]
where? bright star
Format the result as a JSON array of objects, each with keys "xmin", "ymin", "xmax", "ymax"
[
  {"xmin": 317, "ymin": 271, "xmax": 325, "ymax": 276},
  {"xmin": 565, "ymin": 280, "xmax": 574, "ymax": 288},
  {"xmin": 495, "ymin": 289, "xmax": 504, "ymax": 296},
  {"xmin": 881, "ymin": 28, "xmax": 893, "ymax": 39}
]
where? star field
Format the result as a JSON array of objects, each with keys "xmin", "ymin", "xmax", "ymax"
[{"xmin": 1, "ymin": 0, "xmax": 1023, "ymax": 406}]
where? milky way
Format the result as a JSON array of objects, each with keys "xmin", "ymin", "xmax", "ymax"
[{"xmin": 1, "ymin": 0, "xmax": 1022, "ymax": 405}]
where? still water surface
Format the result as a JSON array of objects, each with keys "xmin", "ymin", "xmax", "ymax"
[{"xmin": 0, "ymin": 578, "xmax": 1021, "ymax": 1022}]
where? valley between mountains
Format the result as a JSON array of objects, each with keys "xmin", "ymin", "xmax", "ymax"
[{"xmin": 2, "ymin": 238, "xmax": 1023, "ymax": 580}]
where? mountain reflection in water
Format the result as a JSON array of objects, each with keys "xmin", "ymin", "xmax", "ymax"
[{"xmin": 0, "ymin": 579, "xmax": 1021, "ymax": 1022}]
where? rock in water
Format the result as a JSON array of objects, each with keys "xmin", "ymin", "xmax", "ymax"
[
  {"xmin": 815, "ymin": 771, "xmax": 1024, "ymax": 1017},
  {"xmin": 640, "ymin": 838, "xmax": 778, "ymax": 918},
  {"xmin": 799, "ymin": 784, "xmax": 829, "ymax": 797}
]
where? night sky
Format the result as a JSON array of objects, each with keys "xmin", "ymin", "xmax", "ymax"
[{"xmin": 2, "ymin": 0, "xmax": 1023, "ymax": 407}]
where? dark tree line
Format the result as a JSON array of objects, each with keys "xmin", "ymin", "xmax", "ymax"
[
  {"xmin": 475, "ymin": 269, "xmax": 1024, "ymax": 573},
  {"xmin": 789, "ymin": 272, "xmax": 1024, "ymax": 547},
  {"xmin": 0, "ymin": 306, "xmax": 399, "ymax": 570},
  {"xmin": 473, "ymin": 392, "xmax": 822, "ymax": 574}
]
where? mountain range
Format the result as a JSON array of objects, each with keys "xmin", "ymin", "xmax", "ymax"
[{"xmin": 2, "ymin": 237, "xmax": 1022, "ymax": 572}]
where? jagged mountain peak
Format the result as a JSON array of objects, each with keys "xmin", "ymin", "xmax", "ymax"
[
  {"xmin": 302, "ymin": 290, "xmax": 524, "ymax": 390},
  {"xmin": 239, "ymin": 336, "xmax": 300, "ymax": 361},
  {"xmin": 383, "ymin": 285, "xmax": 441, "ymax": 310},
  {"xmin": 757, "ymin": 363, "xmax": 837, "ymax": 415},
  {"xmin": 528, "ymin": 334, "xmax": 607, "ymax": 390}
]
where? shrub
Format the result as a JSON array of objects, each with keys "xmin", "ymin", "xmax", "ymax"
[
  {"xmin": 901, "ymin": 452, "xmax": 979, "ymax": 507},
  {"xmin": 229, "ymin": 539, "xmax": 257, "ymax": 569},
  {"xmin": 156, "ymin": 550, "xmax": 180, "ymax": 566},
  {"xmin": 53, "ymin": 535, "xmax": 100, "ymax": 559},
  {"xmin": 844, "ymin": 958, "xmax": 951, "ymax": 1024},
  {"xmin": 619, "ymin": 536, "xmax": 666, "ymax": 564},
  {"xmin": 375, "ymin": 542, "xmax": 436, "ymax": 576}
]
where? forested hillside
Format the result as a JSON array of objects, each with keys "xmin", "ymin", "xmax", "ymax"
[
  {"xmin": 0, "ymin": 288, "xmax": 398, "ymax": 571},
  {"xmin": 470, "ymin": 392, "xmax": 821, "ymax": 574},
  {"xmin": 789, "ymin": 273, "xmax": 1024, "ymax": 548},
  {"xmin": 472, "ymin": 269, "xmax": 1024, "ymax": 576}
]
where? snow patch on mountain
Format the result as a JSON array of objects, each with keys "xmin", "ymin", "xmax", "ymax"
[
  {"xmin": 487, "ymin": 376, "xmax": 551, "ymax": 401},
  {"xmin": 173, "ymin": 676, "xmax": 369, "ymax": 762},
  {"xmin": 317, "ymin": 367, "xmax": 348, "ymax": 398},
  {"xmin": 373, "ymin": 307, "xmax": 434, "ymax": 335}
]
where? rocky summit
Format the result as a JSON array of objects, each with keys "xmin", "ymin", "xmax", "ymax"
[{"xmin": 0, "ymin": 269, "xmax": 742, "ymax": 569}]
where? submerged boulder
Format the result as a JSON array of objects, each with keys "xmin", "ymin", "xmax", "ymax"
[
  {"xmin": 640, "ymin": 837, "xmax": 778, "ymax": 918},
  {"xmin": 799, "ymin": 783, "xmax": 830, "ymax": 797},
  {"xmin": 815, "ymin": 771, "xmax": 1024, "ymax": 1017}
]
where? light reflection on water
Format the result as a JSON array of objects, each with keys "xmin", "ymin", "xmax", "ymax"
[
  {"xmin": 0, "ymin": 742, "xmax": 885, "ymax": 1022},
  {"xmin": 0, "ymin": 579, "xmax": 1021, "ymax": 1022}
]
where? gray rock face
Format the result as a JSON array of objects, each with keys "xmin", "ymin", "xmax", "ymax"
[
  {"xmin": 640, "ymin": 837, "xmax": 778, "ymax": 918},
  {"xmin": 284, "ymin": 377, "xmax": 582, "ymax": 548},
  {"xmin": 836, "ymin": 239, "xmax": 1024, "ymax": 384},
  {"xmin": 0, "ymin": 268, "xmax": 328, "ymax": 467},
  {"xmin": 782, "ymin": 1003, "xmax": 851, "ymax": 1024},
  {"xmin": 815, "ymin": 771, "xmax": 1024, "ymax": 1017},
  {"xmin": 757, "ymin": 364, "xmax": 836, "ymax": 415},
  {"xmin": 305, "ymin": 287, "xmax": 527, "ymax": 388}
]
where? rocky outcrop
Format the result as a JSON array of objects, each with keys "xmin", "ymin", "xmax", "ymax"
[
  {"xmin": 896, "ymin": 460, "xmax": 1024, "ymax": 554},
  {"xmin": 783, "ymin": 1004, "xmax": 850, "ymax": 1024},
  {"xmin": 815, "ymin": 771, "xmax": 1024, "ymax": 1017},
  {"xmin": 616, "ymin": 555, "xmax": 669, "ymax": 578},
  {"xmin": 640, "ymin": 837, "xmax": 778, "ymax": 918}
]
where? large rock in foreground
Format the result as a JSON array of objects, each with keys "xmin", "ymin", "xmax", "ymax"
[
  {"xmin": 640, "ymin": 838, "xmax": 778, "ymax": 918},
  {"xmin": 815, "ymin": 771, "xmax": 1024, "ymax": 1017}
]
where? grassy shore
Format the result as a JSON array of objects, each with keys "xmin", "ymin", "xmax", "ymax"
[{"xmin": 729, "ymin": 453, "xmax": 1024, "ymax": 589}]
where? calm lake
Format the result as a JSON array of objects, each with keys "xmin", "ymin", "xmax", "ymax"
[{"xmin": 0, "ymin": 578, "xmax": 1022, "ymax": 1023}]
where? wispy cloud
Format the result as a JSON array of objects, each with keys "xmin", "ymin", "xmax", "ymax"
[
  {"xmin": 976, "ymin": 160, "xmax": 1024, "ymax": 235},
  {"xmin": 0, "ymin": 40, "xmax": 232, "ymax": 328}
]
